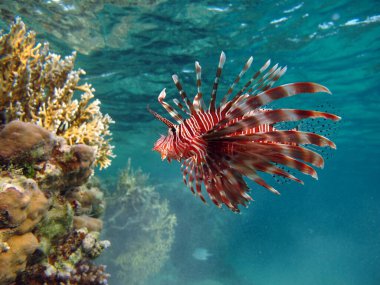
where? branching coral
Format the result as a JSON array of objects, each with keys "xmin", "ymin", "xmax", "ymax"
[
  {"xmin": 0, "ymin": 18, "xmax": 114, "ymax": 169},
  {"xmin": 103, "ymin": 160, "xmax": 177, "ymax": 285}
]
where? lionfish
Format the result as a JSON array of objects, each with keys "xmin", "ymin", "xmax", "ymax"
[{"xmin": 149, "ymin": 52, "xmax": 340, "ymax": 212}]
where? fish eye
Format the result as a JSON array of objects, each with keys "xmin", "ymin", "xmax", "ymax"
[{"xmin": 169, "ymin": 127, "xmax": 176, "ymax": 135}]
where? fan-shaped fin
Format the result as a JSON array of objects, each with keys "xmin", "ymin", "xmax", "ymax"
[
  {"xmin": 207, "ymin": 130, "xmax": 336, "ymax": 149},
  {"xmin": 214, "ymin": 82, "xmax": 332, "ymax": 129},
  {"xmin": 267, "ymin": 153, "xmax": 318, "ymax": 179},
  {"xmin": 172, "ymin": 75, "xmax": 196, "ymax": 115},
  {"xmin": 193, "ymin": 61, "xmax": 206, "ymax": 112},
  {"xmin": 220, "ymin": 56, "xmax": 253, "ymax": 108},
  {"xmin": 209, "ymin": 51, "xmax": 226, "ymax": 113},
  {"xmin": 158, "ymin": 88, "xmax": 184, "ymax": 124},
  {"xmin": 208, "ymin": 109, "xmax": 340, "ymax": 138}
]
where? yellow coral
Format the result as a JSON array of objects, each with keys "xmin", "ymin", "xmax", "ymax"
[{"xmin": 0, "ymin": 18, "xmax": 114, "ymax": 169}]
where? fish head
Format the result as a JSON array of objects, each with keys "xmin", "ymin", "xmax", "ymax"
[
  {"xmin": 153, "ymin": 127, "xmax": 179, "ymax": 162},
  {"xmin": 148, "ymin": 105, "xmax": 181, "ymax": 162}
]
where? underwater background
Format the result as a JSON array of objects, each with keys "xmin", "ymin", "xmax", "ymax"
[{"xmin": 1, "ymin": 0, "xmax": 379, "ymax": 284}]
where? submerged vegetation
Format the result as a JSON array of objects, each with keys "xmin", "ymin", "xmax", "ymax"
[{"xmin": 102, "ymin": 160, "xmax": 177, "ymax": 285}]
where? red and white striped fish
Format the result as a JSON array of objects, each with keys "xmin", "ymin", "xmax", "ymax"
[{"xmin": 149, "ymin": 52, "xmax": 340, "ymax": 212}]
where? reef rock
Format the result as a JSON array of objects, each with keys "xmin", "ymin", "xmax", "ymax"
[
  {"xmin": 67, "ymin": 182, "xmax": 105, "ymax": 217},
  {"xmin": 0, "ymin": 232, "xmax": 39, "ymax": 285},
  {"xmin": 0, "ymin": 120, "xmax": 96, "ymax": 192},
  {"xmin": 74, "ymin": 215, "xmax": 103, "ymax": 232},
  {"xmin": 0, "ymin": 174, "xmax": 49, "ymax": 234},
  {"xmin": 37, "ymin": 141, "xmax": 96, "ymax": 191},
  {"xmin": 0, "ymin": 174, "xmax": 49, "ymax": 285},
  {"xmin": 0, "ymin": 121, "xmax": 55, "ymax": 164}
]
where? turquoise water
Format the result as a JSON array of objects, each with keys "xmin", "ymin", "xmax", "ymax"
[{"xmin": 1, "ymin": 1, "xmax": 380, "ymax": 284}]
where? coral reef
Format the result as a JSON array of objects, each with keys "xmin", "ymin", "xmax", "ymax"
[
  {"xmin": 0, "ymin": 123, "xmax": 110, "ymax": 284},
  {"xmin": 17, "ymin": 229, "xmax": 110, "ymax": 285},
  {"xmin": 66, "ymin": 178, "xmax": 105, "ymax": 218},
  {"xmin": 0, "ymin": 18, "xmax": 114, "ymax": 169},
  {"xmin": 0, "ymin": 19, "xmax": 112, "ymax": 285},
  {"xmin": 18, "ymin": 262, "xmax": 109, "ymax": 285},
  {"xmin": 0, "ymin": 121, "xmax": 96, "ymax": 190},
  {"xmin": 36, "ymin": 142, "xmax": 96, "ymax": 191},
  {"xmin": 102, "ymin": 160, "xmax": 177, "ymax": 285}
]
